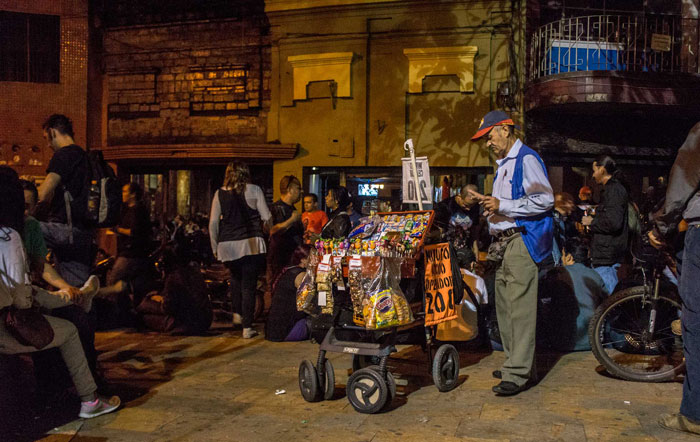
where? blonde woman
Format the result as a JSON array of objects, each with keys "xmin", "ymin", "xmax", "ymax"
[{"xmin": 209, "ymin": 162, "xmax": 271, "ymax": 338}]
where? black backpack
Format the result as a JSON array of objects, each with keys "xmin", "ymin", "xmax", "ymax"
[{"xmin": 64, "ymin": 150, "xmax": 121, "ymax": 229}]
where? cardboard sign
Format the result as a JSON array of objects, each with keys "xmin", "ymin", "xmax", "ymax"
[
  {"xmin": 423, "ymin": 243, "xmax": 457, "ymax": 326},
  {"xmin": 401, "ymin": 156, "xmax": 432, "ymax": 205}
]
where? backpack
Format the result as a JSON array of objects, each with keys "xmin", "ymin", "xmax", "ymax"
[
  {"xmin": 85, "ymin": 150, "xmax": 121, "ymax": 227},
  {"xmin": 64, "ymin": 150, "xmax": 121, "ymax": 230}
]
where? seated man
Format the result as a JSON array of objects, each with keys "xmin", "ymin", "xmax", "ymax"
[
  {"xmin": 135, "ymin": 248, "xmax": 213, "ymax": 334},
  {"xmin": 537, "ymin": 238, "xmax": 606, "ymax": 351}
]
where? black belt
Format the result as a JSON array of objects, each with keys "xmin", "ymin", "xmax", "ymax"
[{"xmin": 496, "ymin": 226, "xmax": 525, "ymax": 239}]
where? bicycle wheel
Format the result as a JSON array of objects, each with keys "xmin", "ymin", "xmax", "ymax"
[{"xmin": 588, "ymin": 286, "xmax": 685, "ymax": 382}]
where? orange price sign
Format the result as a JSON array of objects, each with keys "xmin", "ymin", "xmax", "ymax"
[{"xmin": 423, "ymin": 243, "xmax": 457, "ymax": 326}]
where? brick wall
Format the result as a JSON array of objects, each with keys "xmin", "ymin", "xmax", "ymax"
[
  {"xmin": 0, "ymin": 0, "xmax": 88, "ymax": 178},
  {"xmin": 103, "ymin": 14, "xmax": 271, "ymax": 146}
]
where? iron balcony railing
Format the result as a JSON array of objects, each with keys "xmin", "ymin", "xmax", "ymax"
[{"xmin": 530, "ymin": 14, "xmax": 694, "ymax": 80}]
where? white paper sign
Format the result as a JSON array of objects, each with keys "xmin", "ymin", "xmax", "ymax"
[{"xmin": 402, "ymin": 156, "xmax": 432, "ymax": 205}]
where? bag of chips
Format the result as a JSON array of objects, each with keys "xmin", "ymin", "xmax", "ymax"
[{"xmin": 363, "ymin": 257, "xmax": 413, "ymax": 330}]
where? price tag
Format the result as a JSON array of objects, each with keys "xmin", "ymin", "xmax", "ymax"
[
  {"xmin": 318, "ymin": 291, "xmax": 327, "ymax": 306},
  {"xmin": 337, "ymin": 280, "xmax": 346, "ymax": 291},
  {"xmin": 321, "ymin": 254, "xmax": 331, "ymax": 264},
  {"xmin": 318, "ymin": 263, "xmax": 330, "ymax": 272}
]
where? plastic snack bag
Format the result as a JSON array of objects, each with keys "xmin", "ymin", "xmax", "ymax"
[
  {"xmin": 363, "ymin": 257, "xmax": 413, "ymax": 329},
  {"xmin": 296, "ymin": 250, "xmax": 320, "ymax": 315},
  {"xmin": 348, "ymin": 257, "xmax": 365, "ymax": 325},
  {"xmin": 316, "ymin": 256, "xmax": 334, "ymax": 315}
]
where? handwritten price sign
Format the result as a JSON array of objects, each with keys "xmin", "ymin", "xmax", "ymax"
[{"xmin": 423, "ymin": 243, "xmax": 457, "ymax": 326}]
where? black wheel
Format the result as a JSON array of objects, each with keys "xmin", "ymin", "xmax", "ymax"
[
  {"xmin": 588, "ymin": 286, "xmax": 685, "ymax": 382},
  {"xmin": 320, "ymin": 359, "xmax": 335, "ymax": 401},
  {"xmin": 367, "ymin": 365, "xmax": 397, "ymax": 405},
  {"xmin": 298, "ymin": 360, "xmax": 321, "ymax": 402},
  {"xmin": 432, "ymin": 344, "xmax": 460, "ymax": 392},
  {"xmin": 352, "ymin": 355, "xmax": 381, "ymax": 372},
  {"xmin": 346, "ymin": 368, "xmax": 389, "ymax": 414}
]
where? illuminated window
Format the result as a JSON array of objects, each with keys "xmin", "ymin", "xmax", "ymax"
[{"xmin": 0, "ymin": 11, "xmax": 60, "ymax": 83}]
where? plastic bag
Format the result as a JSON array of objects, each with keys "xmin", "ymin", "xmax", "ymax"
[
  {"xmin": 348, "ymin": 257, "xmax": 365, "ymax": 325},
  {"xmin": 296, "ymin": 250, "xmax": 320, "ymax": 315},
  {"xmin": 347, "ymin": 215, "xmax": 381, "ymax": 240},
  {"xmin": 316, "ymin": 256, "xmax": 334, "ymax": 315},
  {"xmin": 363, "ymin": 257, "xmax": 413, "ymax": 329}
]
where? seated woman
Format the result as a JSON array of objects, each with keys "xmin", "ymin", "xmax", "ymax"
[
  {"xmin": 321, "ymin": 186, "xmax": 352, "ymax": 239},
  {"xmin": 135, "ymin": 248, "xmax": 213, "ymax": 334},
  {"xmin": 0, "ymin": 166, "xmax": 119, "ymax": 419},
  {"xmin": 265, "ymin": 245, "xmax": 312, "ymax": 342}
]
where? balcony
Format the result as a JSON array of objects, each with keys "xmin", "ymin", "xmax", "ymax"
[{"xmin": 526, "ymin": 14, "xmax": 700, "ymax": 113}]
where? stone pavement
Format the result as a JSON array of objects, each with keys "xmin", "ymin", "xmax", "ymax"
[{"xmin": 2, "ymin": 324, "xmax": 697, "ymax": 442}]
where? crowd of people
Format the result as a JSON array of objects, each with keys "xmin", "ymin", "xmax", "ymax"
[{"xmin": 2, "ymin": 111, "xmax": 699, "ymax": 436}]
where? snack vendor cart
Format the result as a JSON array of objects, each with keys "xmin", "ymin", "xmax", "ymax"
[{"xmin": 296, "ymin": 210, "xmax": 464, "ymax": 414}]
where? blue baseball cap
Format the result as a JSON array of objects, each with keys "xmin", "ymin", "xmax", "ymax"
[{"xmin": 471, "ymin": 110, "xmax": 520, "ymax": 140}]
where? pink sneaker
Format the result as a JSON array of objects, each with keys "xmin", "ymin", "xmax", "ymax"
[{"xmin": 79, "ymin": 395, "xmax": 121, "ymax": 419}]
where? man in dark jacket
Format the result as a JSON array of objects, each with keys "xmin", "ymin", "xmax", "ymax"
[{"xmin": 582, "ymin": 155, "xmax": 629, "ymax": 295}]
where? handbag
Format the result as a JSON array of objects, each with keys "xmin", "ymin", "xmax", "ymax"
[{"xmin": 2, "ymin": 306, "xmax": 55, "ymax": 350}]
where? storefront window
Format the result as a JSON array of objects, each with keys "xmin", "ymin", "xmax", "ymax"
[{"xmin": 303, "ymin": 166, "xmax": 492, "ymax": 215}]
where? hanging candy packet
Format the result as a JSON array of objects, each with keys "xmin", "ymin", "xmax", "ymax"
[
  {"xmin": 316, "ymin": 255, "xmax": 334, "ymax": 315},
  {"xmin": 296, "ymin": 250, "xmax": 320, "ymax": 315}
]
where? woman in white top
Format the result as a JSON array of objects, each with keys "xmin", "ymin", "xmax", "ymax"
[
  {"xmin": 209, "ymin": 162, "xmax": 271, "ymax": 338},
  {"xmin": 0, "ymin": 166, "xmax": 119, "ymax": 419}
]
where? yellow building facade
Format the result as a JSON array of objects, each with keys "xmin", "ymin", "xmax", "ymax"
[{"xmin": 266, "ymin": 0, "xmax": 525, "ymax": 203}]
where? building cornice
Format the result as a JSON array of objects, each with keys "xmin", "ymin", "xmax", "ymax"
[
  {"xmin": 266, "ymin": 0, "xmax": 400, "ymax": 13},
  {"xmin": 100, "ymin": 143, "xmax": 298, "ymax": 162}
]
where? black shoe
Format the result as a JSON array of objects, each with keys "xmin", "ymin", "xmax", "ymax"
[
  {"xmin": 492, "ymin": 370, "xmax": 502, "ymax": 379},
  {"xmin": 492, "ymin": 381, "xmax": 529, "ymax": 396}
]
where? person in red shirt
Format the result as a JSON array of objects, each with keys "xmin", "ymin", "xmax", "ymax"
[{"xmin": 301, "ymin": 193, "xmax": 328, "ymax": 244}]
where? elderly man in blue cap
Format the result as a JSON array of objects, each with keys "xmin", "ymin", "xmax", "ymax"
[{"xmin": 469, "ymin": 110, "xmax": 554, "ymax": 396}]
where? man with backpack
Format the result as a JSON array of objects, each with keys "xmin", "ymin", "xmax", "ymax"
[{"xmin": 37, "ymin": 114, "xmax": 107, "ymax": 288}]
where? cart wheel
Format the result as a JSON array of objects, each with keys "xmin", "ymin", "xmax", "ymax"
[
  {"xmin": 321, "ymin": 359, "xmax": 335, "ymax": 401},
  {"xmin": 346, "ymin": 368, "xmax": 389, "ymax": 414},
  {"xmin": 367, "ymin": 365, "xmax": 396, "ymax": 406},
  {"xmin": 432, "ymin": 344, "xmax": 460, "ymax": 392},
  {"xmin": 351, "ymin": 355, "xmax": 381, "ymax": 372},
  {"xmin": 298, "ymin": 360, "xmax": 321, "ymax": 402}
]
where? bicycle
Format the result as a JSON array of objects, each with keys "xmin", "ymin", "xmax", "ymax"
[{"xmin": 588, "ymin": 234, "xmax": 685, "ymax": 382}]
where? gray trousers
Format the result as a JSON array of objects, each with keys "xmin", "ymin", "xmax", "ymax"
[
  {"xmin": 495, "ymin": 235, "xmax": 538, "ymax": 387},
  {"xmin": 0, "ymin": 287, "xmax": 97, "ymax": 400}
]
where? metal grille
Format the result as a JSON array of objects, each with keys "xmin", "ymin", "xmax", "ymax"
[{"xmin": 529, "ymin": 14, "xmax": 694, "ymax": 80}]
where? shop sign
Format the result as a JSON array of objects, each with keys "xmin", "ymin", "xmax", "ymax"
[
  {"xmin": 651, "ymin": 33, "xmax": 671, "ymax": 52},
  {"xmin": 423, "ymin": 243, "xmax": 457, "ymax": 326},
  {"xmin": 401, "ymin": 156, "xmax": 432, "ymax": 205}
]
